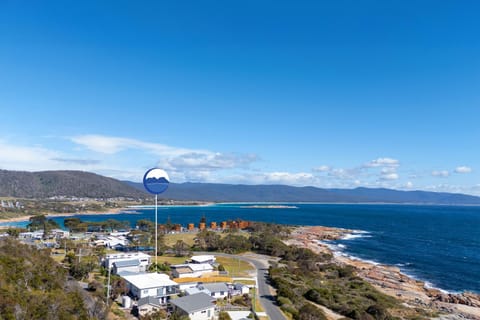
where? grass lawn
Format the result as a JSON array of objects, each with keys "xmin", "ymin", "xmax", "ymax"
[
  {"xmin": 233, "ymin": 279, "xmax": 256, "ymax": 286},
  {"xmin": 216, "ymin": 256, "xmax": 255, "ymax": 277},
  {"xmin": 164, "ymin": 232, "xmax": 197, "ymax": 247},
  {"xmin": 251, "ymin": 287, "xmax": 265, "ymax": 312},
  {"xmin": 154, "ymin": 255, "xmax": 188, "ymax": 265}
]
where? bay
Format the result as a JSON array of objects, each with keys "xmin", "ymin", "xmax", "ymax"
[{"xmin": 2, "ymin": 203, "xmax": 479, "ymax": 293}]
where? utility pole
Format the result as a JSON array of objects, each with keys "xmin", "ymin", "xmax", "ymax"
[
  {"xmin": 155, "ymin": 194, "xmax": 158, "ymax": 268},
  {"xmin": 106, "ymin": 265, "xmax": 111, "ymax": 305}
]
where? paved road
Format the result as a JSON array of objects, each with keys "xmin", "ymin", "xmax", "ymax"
[{"xmin": 203, "ymin": 252, "xmax": 287, "ymax": 320}]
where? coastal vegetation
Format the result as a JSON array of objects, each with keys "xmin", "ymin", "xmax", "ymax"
[
  {"xmin": 0, "ymin": 238, "xmax": 106, "ymax": 319},
  {"xmin": 1, "ymin": 215, "xmax": 458, "ymax": 320}
]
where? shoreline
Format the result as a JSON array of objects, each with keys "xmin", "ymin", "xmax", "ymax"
[
  {"xmin": 0, "ymin": 202, "xmax": 217, "ymax": 225},
  {"xmin": 287, "ymin": 226, "xmax": 480, "ymax": 319},
  {"xmin": 0, "ymin": 207, "xmax": 132, "ymax": 224}
]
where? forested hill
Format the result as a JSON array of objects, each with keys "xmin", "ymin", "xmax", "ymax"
[
  {"xmin": 2, "ymin": 169, "xmax": 479, "ymax": 204},
  {"xmin": 125, "ymin": 181, "xmax": 480, "ymax": 205},
  {"xmin": 0, "ymin": 170, "xmax": 147, "ymax": 198}
]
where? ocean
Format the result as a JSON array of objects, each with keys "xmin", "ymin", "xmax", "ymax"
[{"xmin": 2, "ymin": 203, "xmax": 479, "ymax": 294}]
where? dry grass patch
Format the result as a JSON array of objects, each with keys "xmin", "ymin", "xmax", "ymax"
[
  {"xmin": 164, "ymin": 232, "xmax": 197, "ymax": 247},
  {"xmin": 216, "ymin": 256, "xmax": 254, "ymax": 277}
]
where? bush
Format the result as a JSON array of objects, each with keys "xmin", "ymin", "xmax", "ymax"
[
  {"xmin": 297, "ymin": 303, "xmax": 327, "ymax": 320},
  {"xmin": 219, "ymin": 311, "xmax": 232, "ymax": 320}
]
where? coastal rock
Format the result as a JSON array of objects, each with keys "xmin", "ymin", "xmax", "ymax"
[
  {"xmin": 289, "ymin": 226, "xmax": 480, "ymax": 320},
  {"xmin": 432, "ymin": 293, "xmax": 480, "ymax": 308}
]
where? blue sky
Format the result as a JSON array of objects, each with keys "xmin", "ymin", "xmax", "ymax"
[{"xmin": 0, "ymin": 1, "xmax": 479, "ymax": 195}]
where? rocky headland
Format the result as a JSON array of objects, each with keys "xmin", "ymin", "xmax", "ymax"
[{"xmin": 286, "ymin": 226, "xmax": 480, "ymax": 320}]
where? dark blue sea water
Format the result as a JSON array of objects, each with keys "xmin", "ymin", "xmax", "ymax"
[{"xmin": 3, "ymin": 203, "xmax": 479, "ymax": 293}]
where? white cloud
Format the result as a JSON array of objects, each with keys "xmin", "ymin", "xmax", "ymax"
[
  {"xmin": 328, "ymin": 168, "xmax": 360, "ymax": 180},
  {"xmin": 380, "ymin": 173, "xmax": 399, "ymax": 180},
  {"xmin": 0, "ymin": 141, "xmax": 60, "ymax": 171},
  {"xmin": 71, "ymin": 134, "xmax": 258, "ymax": 172},
  {"xmin": 454, "ymin": 166, "xmax": 472, "ymax": 174},
  {"xmin": 364, "ymin": 157, "xmax": 399, "ymax": 168},
  {"xmin": 71, "ymin": 134, "xmax": 200, "ymax": 156},
  {"xmin": 381, "ymin": 167, "xmax": 397, "ymax": 174},
  {"xmin": 432, "ymin": 170, "xmax": 450, "ymax": 177},
  {"xmin": 261, "ymin": 172, "xmax": 316, "ymax": 185},
  {"xmin": 405, "ymin": 181, "xmax": 413, "ymax": 188},
  {"xmin": 313, "ymin": 165, "xmax": 330, "ymax": 172}
]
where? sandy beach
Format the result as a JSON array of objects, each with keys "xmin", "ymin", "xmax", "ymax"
[
  {"xmin": 0, "ymin": 207, "xmax": 130, "ymax": 224},
  {"xmin": 286, "ymin": 226, "xmax": 480, "ymax": 320}
]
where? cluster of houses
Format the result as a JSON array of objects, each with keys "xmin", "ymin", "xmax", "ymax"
[
  {"xmin": 103, "ymin": 253, "xmax": 251, "ymax": 319},
  {"xmin": 0, "ymin": 200, "xmax": 22, "ymax": 209}
]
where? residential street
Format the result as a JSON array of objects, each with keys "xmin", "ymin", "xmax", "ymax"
[{"xmin": 205, "ymin": 252, "xmax": 287, "ymax": 320}]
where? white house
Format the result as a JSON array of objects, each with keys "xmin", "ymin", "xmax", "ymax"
[
  {"xmin": 191, "ymin": 255, "xmax": 216, "ymax": 264},
  {"xmin": 228, "ymin": 283, "xmax": 250, "ymax": 296},
  {"xmin": 113, "ymin": 259, "xmax": 147, "ymax": 275},
  {"xmin": 122, "ymin": 273, "xmax": 178, "ymax": 304},
  {"xmin": 170, "ymin": 292, "xmax": 216, "ymax": 320},
  {"xmin": 199, "ymin": 283, "xmax": 229, "ymax": 299},
  {"xmin": 171, "ymin": 263, "xmax": 214, "ymax": 278},
  {"xmin": 104, "ymin": 252, "xmax": 151, "ymax": 269},
  {"xmin": 136, "ymin": 296, "xmax": 163, "ymax": 317},
  {"xmin": 50, "ymin": 229, "xmax": 70, "ymax": 239}
]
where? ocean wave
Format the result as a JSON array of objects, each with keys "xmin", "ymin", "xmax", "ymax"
[
  {"xmin": 395, "ymin": 262, "xmax": 413, "ymax": 267},
  {"xmin": 341, "ymin": 230, "xmax": 372, "ymax": 240},
  {"xmin": 423, "ymin": 281, "xmax": 461, "ymax": 295}
]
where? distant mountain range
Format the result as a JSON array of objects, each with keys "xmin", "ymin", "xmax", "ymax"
[
  {"xmin": 1, "ymin": 169, "xmax": 479, "ymax": 204},
  {"xmin": 0, "ymin": 170, "xmax": 147, "ymax": 198},
  {"xmin": 125, "ymin": 181, "xmax": 480, "ymax": 205}
]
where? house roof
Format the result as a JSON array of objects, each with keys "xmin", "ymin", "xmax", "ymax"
[
  {"xmin": 117, "ymin": 270, "xmax": 145, "ymax": 277},
  {"xmin": 172, "ymin": 263, "xmax": 213, "ymax": 273},
  {"xmin": 233, "ymin": 283, "xmax": 248, "ymax": 290},
  {"xmin": 189, "ymin": 263, "xmax": 214, "ymax": 272},
  {"xmin": 122, "ymin": 273, "xmax": 177, "ymax": 289},
  {"xmin": 106, "ymin": 252, "xmax": 150, "ymax": 259},
  {"xmin": 200, "ymin": 282, "xmax": 228, "ymax": 293},
  {"xmin": 191, "ymin": 255, "xmax": 215, "ymax": 263},
  {"xmin": 174, "ymin": 267, "xmax": 192, "ymax": 274},
  {"xmin": 185, "ymin": 287, "xmax": 201, "ymax": 295},
  {"xmin": 114, "ymin": 259, "xmax": 140, "ymax": 268},
  {"xmin": 170, "ymin": 292, "xmax": 214, "ymax": 313}
]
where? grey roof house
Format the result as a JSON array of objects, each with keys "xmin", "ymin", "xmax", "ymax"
[{"xmin": 170, "ymin": 292, "xmax": 216, "ymax": 320}]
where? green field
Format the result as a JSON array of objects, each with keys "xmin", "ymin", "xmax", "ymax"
[
  {"xmin": 216, "ymin": 256, "xmax": 254, "ymax": 277},
  {"xmin": 164, "ymin": 232, "xmax": 197, "ymax": 247}
]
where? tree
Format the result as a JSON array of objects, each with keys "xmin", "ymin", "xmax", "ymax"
[
  {"xmin": 64, "ymin": 217, "xmax": 82, "ymax": 232},
  {"xmin": 110, "ymin": 276, "xmax": 128, "ymax": 299},
  {"xmin": 174, "ymin": 240, "xmax": 190, "ymax": 257},
  {"xmin": 136, "ymin": 219, "xmax": 154, "ymax": 232},
  {"xmin": 220, "ymin": 234, "xmax": 251, "ymax": 253},
  {"xmin": 69, "ymin": 260, "xmax": 95, "ymax": 280},
  {"xmin": 297, "ymin": 304, "xmax": 327, "ymax": 320},
  {"xmin": 0, "ymin": 238, "xmax": 91, "ymax": 318},
  {"xmin": 219, "ymin": 311, "xmax": 232, "ymax": 320},
  {"xmin": 101, "ymin": 219, "xmax": 125, "ymax": 232},
  {"xmin": 6, "ymin": 228, "xmax": 20, "ymax": 237},
  {"xmin": 27, "ymin": 214, "xmax": 60, "ymax": 238},
  {"xmin": 195, "ymin": 230, "xmax": 221, "ymax": 251},
  {"xmin": 170, "ymin": 310, "xmax": 190, "ymax": 320}
]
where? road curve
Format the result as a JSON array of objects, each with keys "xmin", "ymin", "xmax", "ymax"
[{"xmin": 202, "ymin": 252, "xmax": 287, "ymax": 320}]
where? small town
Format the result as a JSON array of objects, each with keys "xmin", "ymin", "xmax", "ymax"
[{"xmin": 1, "ymin": 216, "xmax": 269, "ymax": 320}]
